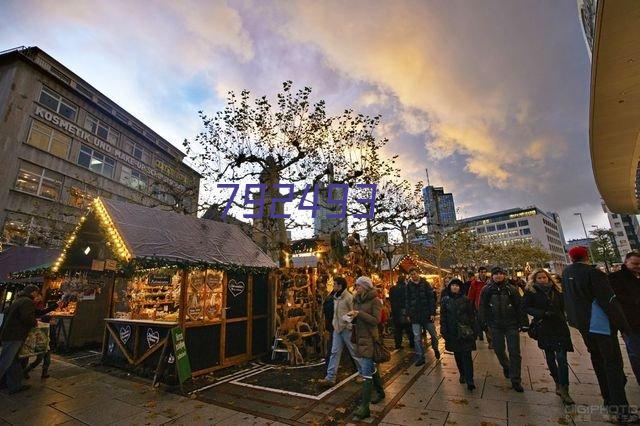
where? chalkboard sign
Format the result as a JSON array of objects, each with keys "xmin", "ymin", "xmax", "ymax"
[
  {"xmin": 170, "ymin": 327, "xmax": 191, "ymax": 385},
  {"xmin": 148, "ymin": 275, "xmax": 171, "ymax": 285}
]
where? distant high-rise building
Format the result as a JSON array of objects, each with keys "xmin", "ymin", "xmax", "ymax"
[
  {"xmin": 457, "ymin": 206, "xmax": 567, "ymax": 273},
  {"xmin": 423, "ymin": 186, "xmax": 456, "ymax": 232},
  {"xmin": 602, "ymin": 201, "xmax": 640, "ymax": 261}
]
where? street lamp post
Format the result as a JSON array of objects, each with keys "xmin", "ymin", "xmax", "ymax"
[
  {"xmin": 573, "ymin": 212, "xmax": 594, "ymax": 261},
  {"xmin": 380, "ymin": 244, "xmax": 396, "ymax": 287}
]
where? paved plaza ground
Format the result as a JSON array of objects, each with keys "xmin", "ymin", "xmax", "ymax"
[{"xmin": 0, "ymin": 329, "xmax": 638, "ymax": 425}]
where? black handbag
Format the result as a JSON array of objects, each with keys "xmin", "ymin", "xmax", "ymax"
[
  {"xmin": 528, "ymin": 318, "xmax": 543, "ymax": 340},
  {"xmin": 373, "ymin": 338, "xmax": 391, "ymax": 363}
]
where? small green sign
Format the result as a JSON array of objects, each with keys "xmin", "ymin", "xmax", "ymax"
[{"xmin": 170, "ymin": 327, "xmax": 191, "ymax": 384}]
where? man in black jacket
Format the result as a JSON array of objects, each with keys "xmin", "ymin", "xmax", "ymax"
[
  {"xmin": 0, "ymin": 284, "xmax": 38, "ymax": 394},
  {"xmin": 562, "ymin": 246, "xmax": 636, "ymax": 424},
  {"xmin": 609, "ymin": 251, "xmax": 640, "ymax": 386},
  {"xmin": 479, "ymin": 267, "xmax": 528, "ymax": 392},
  {"xmin": 389, "ymin": 275, "xmax": 414, "ymax": 350},
  {"xmin": 404, "ymin": 267, "xmax": 439, "ymax": 366}
]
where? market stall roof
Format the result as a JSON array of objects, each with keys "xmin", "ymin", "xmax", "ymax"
[
  {"xmin": 0, "ymin": 246, "xmax": 60, "ymax": 282},
  {"xmin": 99, "ymin": 198, "xmax": 277, "ymax": 269},
  {"xmin": 380, "ymin": 253, "xmax": 450, "ymax": 274}
]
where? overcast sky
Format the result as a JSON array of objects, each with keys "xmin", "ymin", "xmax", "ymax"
[{"xmin": 1, "ymin": 0, "xmax": 612, "ymax": 240}]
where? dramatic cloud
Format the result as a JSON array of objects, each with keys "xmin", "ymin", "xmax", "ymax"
[{"xmin": 0, "ymin": 0, "xmax": 612, "ymax": 239}]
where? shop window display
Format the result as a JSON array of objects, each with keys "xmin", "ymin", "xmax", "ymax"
[
  {"xmin": 111, "ymin": 268, "xmax": 224, "ymax": 323},
  {"xmin": 113, "ymin": 269, "xmax": 181, "ymax": 322}
]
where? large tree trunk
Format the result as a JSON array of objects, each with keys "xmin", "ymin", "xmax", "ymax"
[{"xmin": 253, "ymin": 162, "xmax": 288, "ymax": 264}]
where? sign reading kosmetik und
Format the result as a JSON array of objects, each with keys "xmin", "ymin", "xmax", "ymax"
[{"xmin": 34, "ymin": 105, "xmax": 191, "ymax": 191}]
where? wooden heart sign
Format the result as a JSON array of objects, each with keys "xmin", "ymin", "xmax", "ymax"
[
  {"xmin": 119, "ymin": 325, "xmax": 131, "ymax": 344},
  {"xmin": 228, "ymin": 279, "xmax": 245, "ymax": 297},
  {"xmin": 146, "ymin": 328, "xmax": 160, "ymax": 347}
]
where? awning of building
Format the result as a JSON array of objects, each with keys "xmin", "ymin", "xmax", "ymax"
[{"xmin": 590, "ymin": 0, "xmax": 640, "ymax": 213}]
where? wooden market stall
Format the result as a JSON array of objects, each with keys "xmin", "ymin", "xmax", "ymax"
[
  {"xmin": 52, "ymin": 197, "xmax": 277, "ymax": 380},
  {"xmin": 380, "ymin": 252, "xmax": 449, "ymax": 292},
  {"xmin": 273, "ymin": 238, "xmax": 331, "ymax": 364}
]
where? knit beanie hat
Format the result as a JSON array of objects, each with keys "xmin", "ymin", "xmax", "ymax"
[{"xmin": 355, "ymin": 276, "xmax": 374, "ymax": 290}]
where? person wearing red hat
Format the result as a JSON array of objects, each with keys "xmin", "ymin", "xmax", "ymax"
[{"xmin": 562, "ymin": 246, "xmax": 637, "ymax": 424}]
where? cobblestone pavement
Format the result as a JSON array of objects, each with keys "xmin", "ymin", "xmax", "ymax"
[
  {"xmin": 1, "ymin": 329, "xmax": 638, "ymax": 425},
  {"xmin": 372, "ymin": 329, "xmax": 639, "ymax": 426},
  {"xmin": 0, "ymin": 353, "xmax": 282, "ymax": 426}
]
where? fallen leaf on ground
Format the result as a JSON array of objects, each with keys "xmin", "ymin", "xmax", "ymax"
[
  {"xmin": 143, "ymin": 400, "xmax": 157, "ymax": 408},
  {"xmin": 451, "ymin": 398, "xmax": 469, "ymax": 405}
]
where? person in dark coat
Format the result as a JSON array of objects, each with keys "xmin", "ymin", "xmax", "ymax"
[
  {"xmin": 562, "ymin": 246, "xmax": 636, "ymax": 424},
  {"xmin": 609, "ymin": 251, "xmax": 640, "ymax": 386},
  {"xmin": 404, "ymin": 267, "xmax": 439, "ymax": 366},
  {"xmin": 479, "ymin": 266, "xmax": 528, "ymax": 392},
  {"xmin": 389, "ymin": 275, "xmax": 414, "ymax": 350},
  {"xmin": 0, "ymin": 284, "xmax": 38, "ymax": 394},
  {"xmin": 440, "ymin": 278, "xmax": 477, "ymax": 390},
  {"xmin": 523, "ymin": 269, "xmax": 574, "ymax": 405}
]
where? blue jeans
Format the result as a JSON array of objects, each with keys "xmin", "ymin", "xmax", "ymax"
[
  {"xmin": 544, "ymin": 349, "xmax": 569, "ymax": 386},
  {"xmin": 0, "ymin": 341, "xmax": 25, "ymax": 392},
  {"xmin": 412, "ymin": 322, "xmax": 439, "ymax": 359},
  {"xmin": 623, "ymin": 333, "xmax": 640, "ymax": 386},
  {"xmin": 411, "ymin": 323, "xmax": 424, "ymax": 357},
  {"xmin": 358, "ymin": 357, "xmax": 375, "ymax": 379},
  {"xmin": 325, "ymin": 328, "xmax": 361, "ymax": 381}
]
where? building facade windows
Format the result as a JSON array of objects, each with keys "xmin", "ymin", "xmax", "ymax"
[
  {"xmin": 120, "ymin": 165, "xmax": 148, "ymax": 191},
  {"xmin": 14, "ymin": 162, "xmax": 63, "ymax": 201},
  {"xmin": 38, "ymin": 86, "xmax": 77, "ymax": 121},
  {"xmin": 1, "ymin": 212, "xmax": 65, "ymax": 247},
  {"xmin": 497, "ymin": 223, "xmax": 506, "ymax": 230},
  {"xmin": 26, "ymin": 120, "xmax": 71, "ymax": 158},
  {"xmin": 518, "ymin": 219, "xmax": 529, "ymax": 227},
  {"xmin": 77, "ymin": 145, "xmax": 115, "ymax": 178},
  {"xmin": 520, "ymin": 228, "xmax": 531, "ymax": 235},
  {"xmin": 122, "ymin": 139, "xmax": 151, "ymax": 164},
  {"xmin": 486, "ymin": 225, "xmax": 496, "ymax": 232},
  {"xmin": 85, "ymin": 115, "xmax": 119, "ymax": 145}
]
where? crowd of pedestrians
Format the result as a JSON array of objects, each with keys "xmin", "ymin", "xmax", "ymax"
[{"xmin": 339, "ymin": 246, "xmax": 638, "ymax": 423}]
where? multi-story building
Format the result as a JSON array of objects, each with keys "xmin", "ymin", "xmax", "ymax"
[
  {"xmin": 457, "ymin": 206, "xmax": 568, "ymax": 273},
  {"xmin": 602, "ymin": 202, "xmax": 640, "ymax": 260},
  {"xmin": 0, "ymin": 46, "xmax": 200, "ymax": 249},
  {"xmin": 423, "ymin": 185, "xmax": 456, "ymax": 232}
]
